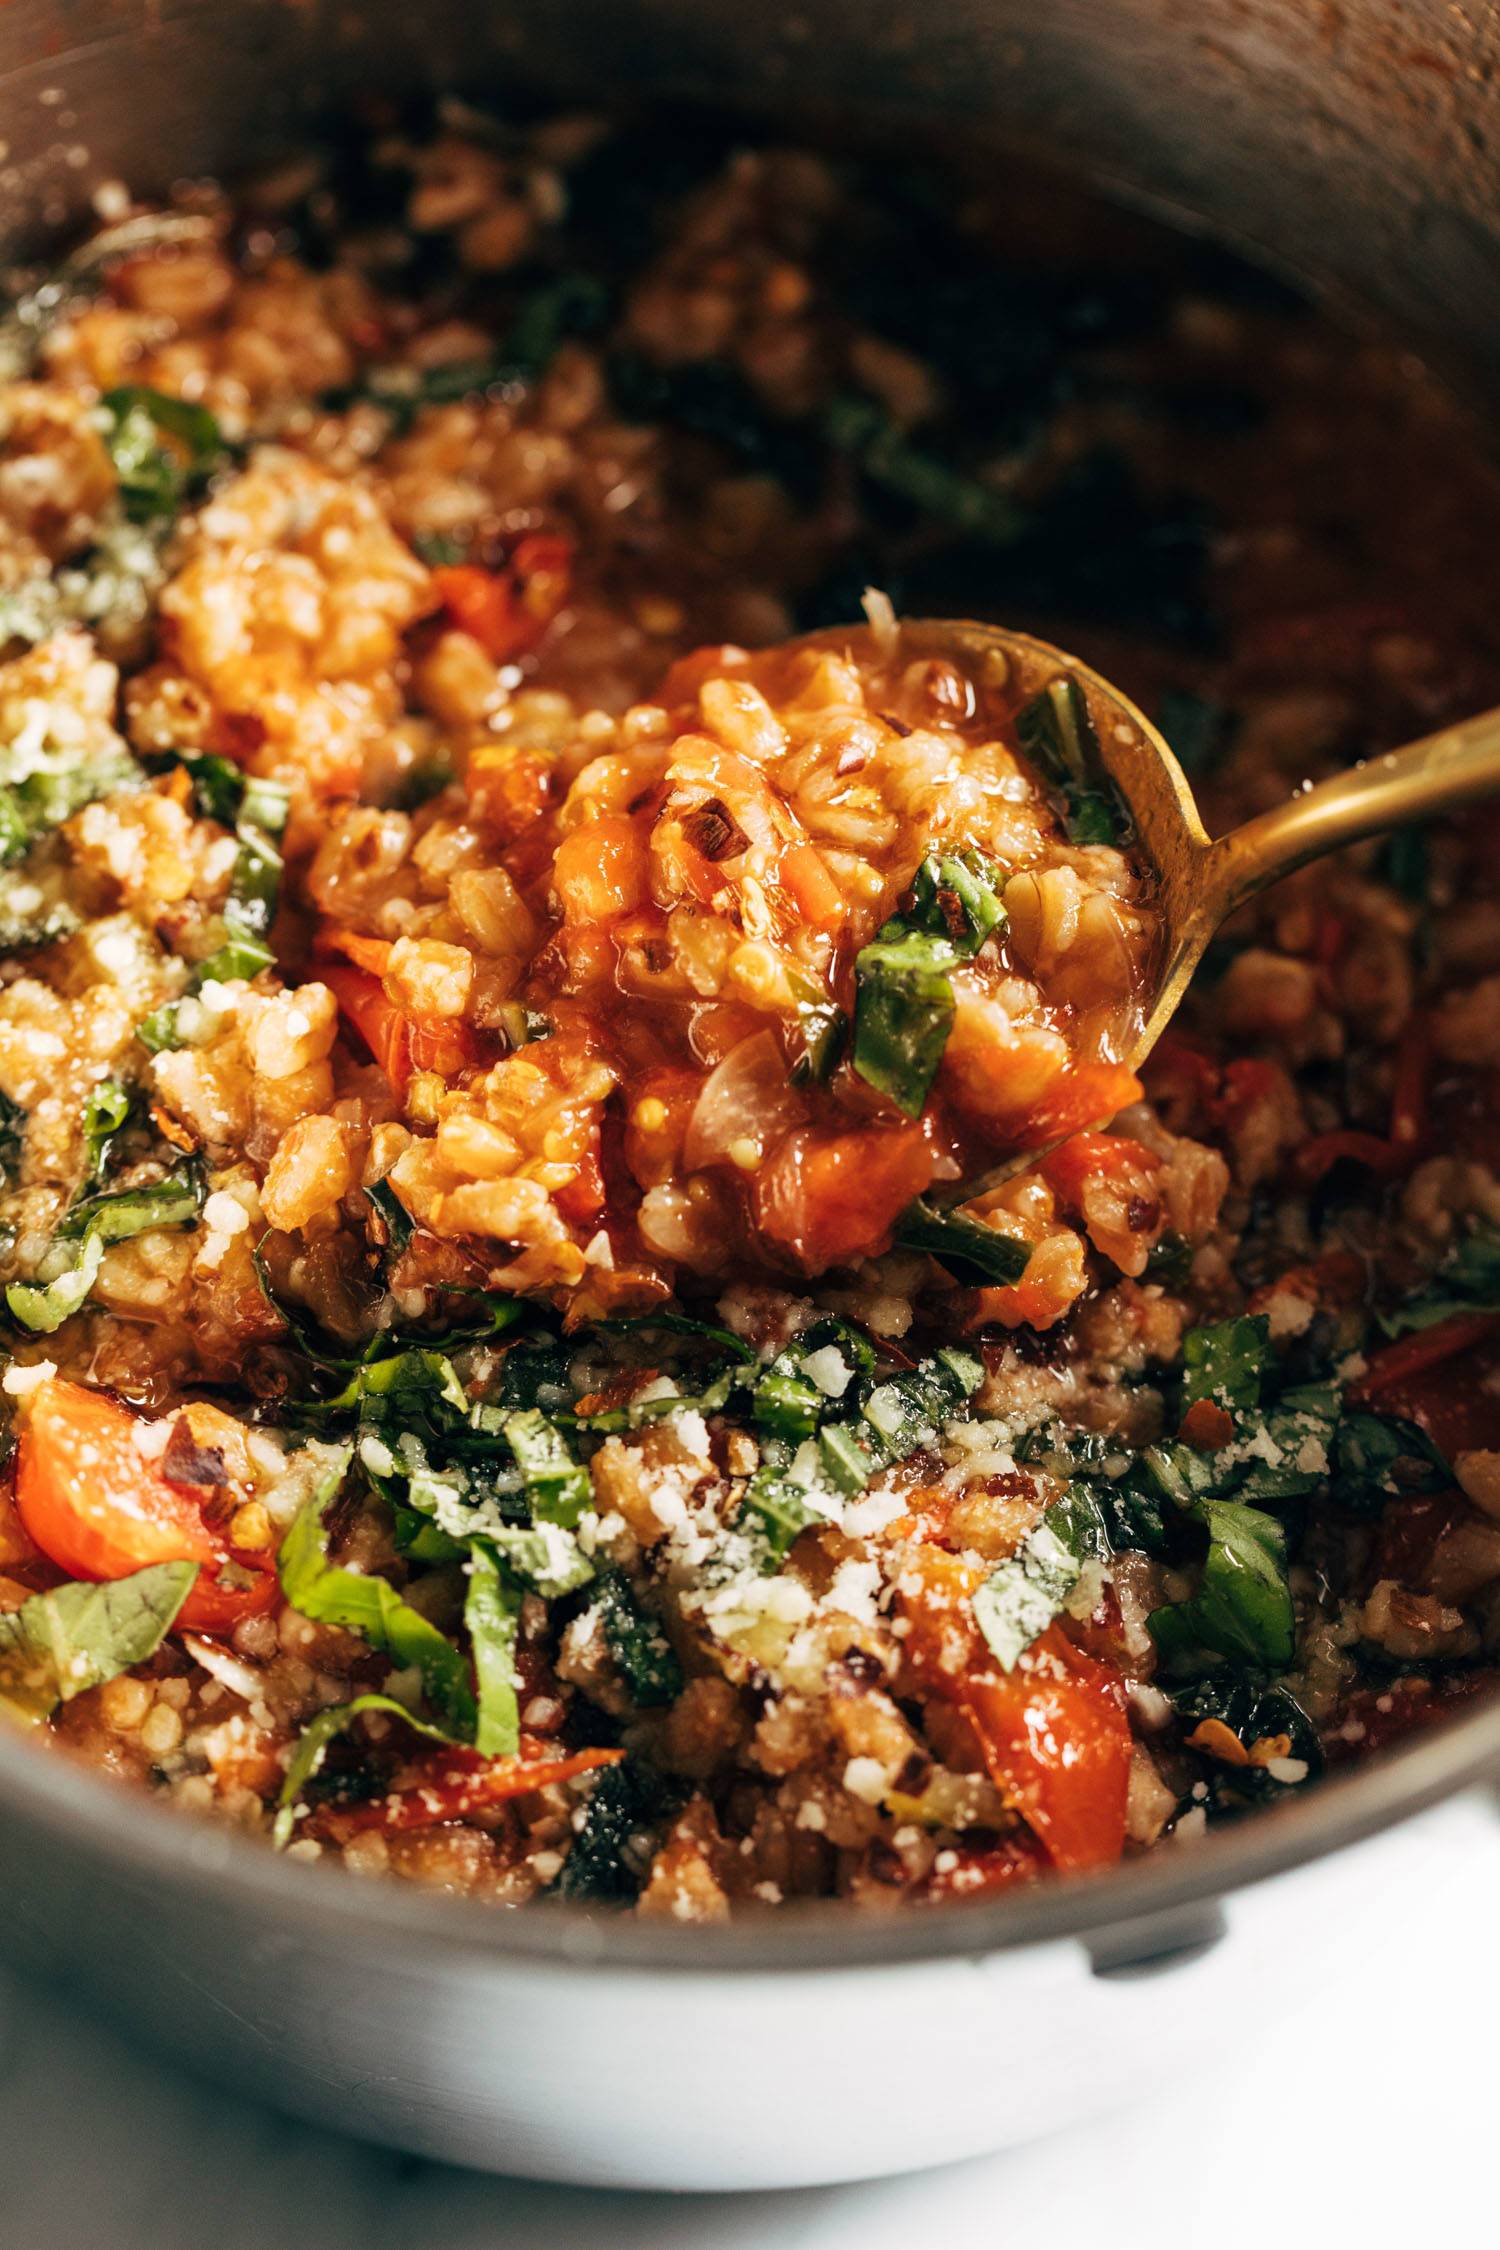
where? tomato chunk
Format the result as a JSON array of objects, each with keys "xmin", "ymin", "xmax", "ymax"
[
  {"xmin": 754, "ymin": 1121, "xmax": 936, "ymax": 1272},
  {"xmin": 961, "ymin": 1626, "xmax": 1133, "ymax": 1873},
  {"xmin": 430, "ymin": 534, "xmax": 572, "ymax": 663},
  {"xmin": 1005, "ymin": 1062, "xmax": 1143, "ymax": 1151},
  {"xmin": 325, "ymin": 963, "xmax": 480, "ymax": 1098},
  {"xmin": 15, "ymin": 1377, "xmax": 274, "ymax": 1634}
]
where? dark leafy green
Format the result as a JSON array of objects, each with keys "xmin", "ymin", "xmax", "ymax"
[
  {"xmin": 594, "ymin": 1570, "xmax": 683, "ymax": 1706},
  {"xmin": 1014, "ymin": 673, "xmax": 1124, "ymax": 846},
  {"xmin": 893, "ymin": 1199, "xmax": 1032, "ymax": 1287}
]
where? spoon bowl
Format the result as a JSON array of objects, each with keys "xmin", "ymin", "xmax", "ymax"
[{"xmin": 793, "ymin": 615, "xmax": 1500, "ymax": 1200}]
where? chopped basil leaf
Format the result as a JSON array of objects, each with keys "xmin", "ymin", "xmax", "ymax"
[
  {"xmin": 740, "ymin": 1462, "xmax": 822, "ymax": 1566},
  {"xmin": 788, "ymin": 992, "xmax": 847, "ymax": 1087},
  {"xmin": 482, "ymin": 1521, "xmax": 596, "ymax": 1598},
  {"xmin": 594, "ymin": 1569, "xmax": 683, "ymax": 1706},
  {"xmin": 852, "ymin": 924, "xmax": 957, "ymax": 1116},
  {"xmin": 550, "ymin": 1760, "xmax": 669, "ymax": 1902},
  {"xmin": 0, "ymin": 1560, "xmax": 197, "ymax": 1722},
  {"xmin": 0, "ymin": 740, "xmax": 142, "ymax": 866},
  {"xmin": 893, "ymin": 1198, "xmax": 1031, "ymax": 1286},
  {"xmin": 79, "ymin": 1080, "xmax": 131, "ymax": 1189},
  {"xmin": 8, "ymin": 1165, "xmax": 204, "ymax": 1332},
  {"xmin": 1015, "ymin": 673, "xmax": 1126, "ymax": 846},
  {"xmin": 904, "ymin": 848, "xmax": 1008, "ymax": 956},
  {"xmin": 1048, "ymin": 1481, "xmax": 1114, "ymax": 1562},
  {"xmin": 366, "ymin": 1176, "xmax": 414, "ymax": 1257},
  {"xmin": 852, "ymin": 849, "xmax": 1007, "ymax": 1115},
  {"xmin": 54, "ymin": 1165, "xmax": 203, "ymax": 1245},
  {"xmin": 102, "ymin": 385, "xmax": 229, "ymax": 524},
  {"xmin": 465, "ymin": 1541, "xmax": 522, "ymax": 1758},
  {"xmin": 277, "ymin": 1459, "xmax": 477, "ymax": 1735},
  {"xmin": 0, "ymin": 1088, "xmax": 24, "ymax": 1190},
  {"xmin": 503, "ymin": 1407, "xmax": 592, "ymax": 1527},
  {"xmin": 1170, "ymin": 1673, "xmax": 1322, "ymax": 1801},
  {"xmin": 973, "ymin": 1518, "xmax": 1081, "ymax": 1671},
  {"xmin": 272, "ymin": 1692, "xmax": 454, "ymax": 1849},
  {"xmin": 819, "ymin": 1345, "xmax": 984, "ymax": 1495},
  {"xmin": 1330, "ymin": 1411, "xmax": 1449, "ymax": 1514},
  {"xmin": 1183, "ymin": 1314, "xmax": 1271, "ymax": 1413},
  {"xmin": 752, "ymin": 1361, "xmax": 825, "ymax": 1445},
  {"xmin": 1148, "ymin": 1498, "xmax": 1295, "ymax": 1674}
]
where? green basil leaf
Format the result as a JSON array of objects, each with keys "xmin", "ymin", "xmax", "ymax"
[
  {"xmin": 550, "ymin": 1760, "xmax": 669, "ymax": 1902},
  {"xmin": 852, "ymin": 926, "xmax": 958, "ymax": 1115},
  {"xmin": 739, "ymin": 1463, "xmax": 822, "ymax": 1567},
  {"xmin": 1380, "ymin": 1224, "xmax": 1500, "ymax": 1336},
  {"xmin": 503, "ymin": 1407, "xmax": 592, "ymax": 1526},
  {"xmin": 481, "ymin": 1521, "xmax": 596, "ymax": 1598},
  {"xmin": 272, "ymin": 1691, "xmax": 454, "ymax": 1849},
  {"xmin": 823, "ymin": 394, "xmax": 1024, "ymax": 543},
  {"xmin": 1182, "ymin": 1315, "xmax": 1271, "ymax": 1413},
  {"xmin": 973, "ymin": 1519, "xmax": 1081, "ymax": 1671},
  {"xmin": 1148, "ymin": 1498, "xmax": 1295, "ymax": 1674},
  {"xmin": 12, "ymin": 1165, "xmax": 206, "ymax": 1329},
  {"xmin": 79, "ymin": 1081, "xmax": 131, "ymax": 1188},
  {"xmin": 1330, "ymin": 1411, "xmax": 1449, "ymax": 1513},
  {"xmin": 0, "ymin": 1560, "xmax": 197, "ymax": 1722},
  {"xmin": 366, "ymin": 1177, "xmax": 414, "ymax": 1257},
  {"xmin": 1015, "ymin": 674, "xmax": 1127, "ymax": 846},
  {"xmin": 905, "ymin": 849, "xmax": 1008, "ymax": 957},
  {"xmin": 6, "ymin": 1233, "xmax": 102, "ymax": 1332},
  {"xmin": 893, "ymin": 1198, "xmax": 1032, "ymax": 1286},
  {"xmin": 54, "ymin": 1165, "xmax": 203, "ymax": 1246},
  {"xmin": 102, "ymin": 385, "xmax": 229, "ymax": 524},
  {"xmin": 277, "ymin": 1459, "xmax": 477, "ymax": 1735},
  {"xmin": 465, "ymin": 1542, "xmax": 522, "ymax": 1758}
]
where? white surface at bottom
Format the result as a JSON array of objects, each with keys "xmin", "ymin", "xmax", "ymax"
[{"xmin": 0, "ymin": 1792, "xmax": 1494, "ymax": 2248}]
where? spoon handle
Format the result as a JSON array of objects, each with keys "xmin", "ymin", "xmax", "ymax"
[{"xmin": 1205, "ymin": 702, "xmax": 1500, "ymax": 918}]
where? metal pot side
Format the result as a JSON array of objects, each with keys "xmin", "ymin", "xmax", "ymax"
[{"xmin": 1, "ymin": 0, "xmax": 1499, "ymax": 2187}]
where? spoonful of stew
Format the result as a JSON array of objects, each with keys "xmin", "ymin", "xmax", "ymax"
[{"xmin": 562, "ymin": 607, "xmax": 1500, "ymax": 1297}]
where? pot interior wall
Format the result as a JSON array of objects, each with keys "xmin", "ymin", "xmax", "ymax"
[{"xmin": 0, "ymin": 0, "xmax": 1498, "ymax": 393}]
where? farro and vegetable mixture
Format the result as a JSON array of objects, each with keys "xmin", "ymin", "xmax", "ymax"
[{"xmin": 0, "ymin": 108, "xmax": 1497, "ymax": 1912}]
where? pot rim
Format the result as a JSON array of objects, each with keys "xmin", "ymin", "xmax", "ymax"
[{"xmin": 3, "ymin": 1690, "xmax": 1495, "ymax": 1974}]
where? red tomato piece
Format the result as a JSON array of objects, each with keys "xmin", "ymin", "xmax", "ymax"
[
  {"xmin": 1005, "ymin": 1062, "xmax": 1143, "ymax": 1152},
  {"xmin": 431, "ymin": 534, "xmax": 572, "ymax": 664},
  {"xmin": 15, "ymin": 1378, "xmax": 274, "ymax": 1635},
  {"xmin": 961, "ymin": 1625, "xmax": 1133, "ymax": 1873},
  {"xmin": 324, "ymin": 963, "xmax": 480, "ymax": 1098},
  {"xmin": 753, "ymin": 1121, "xmax": 936, "ymax": 1273}
]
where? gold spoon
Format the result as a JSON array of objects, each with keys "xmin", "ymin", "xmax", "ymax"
[{"xmin": 799, "ymin": 618, "xmax": 1500, "ymax": 1201}]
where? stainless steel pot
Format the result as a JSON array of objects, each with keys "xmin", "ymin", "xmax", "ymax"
[{"xmin": 1, "ymin": 0, "xmax": 1498, "ymax": 2190}]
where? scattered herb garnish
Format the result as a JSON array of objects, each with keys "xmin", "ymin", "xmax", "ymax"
[
  {"xmin": 102, "ymin": 386, "xmax": 230, "ymax": 524},
  {"xmin": 853, "ymin": 847, "xmax": 1007, "ymax": 1115},
  {"xmin": 1015, "ymin": 673, "xmax": 1124, "ymax": 845},
  {"xmin": 0, "ymin": 1561, "xmax": 197, "ymax": 1722},
  {"xmin": 7, "ymin": 1165, "xmax": 204, "ymax": 1333},
  {"xmin": 893, "ymin": 1198, "xmax": 1032, "ymax": 1287}
]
